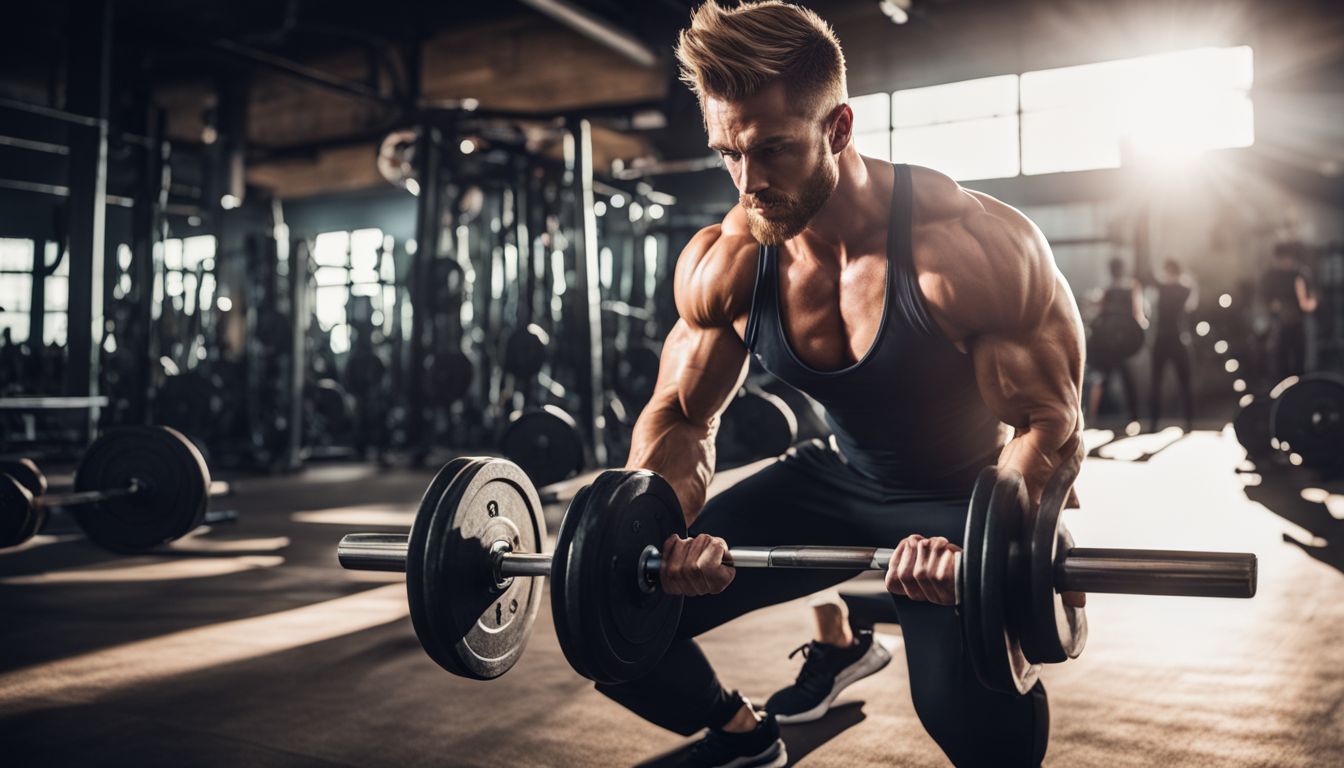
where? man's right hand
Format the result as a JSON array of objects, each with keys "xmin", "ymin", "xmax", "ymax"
[{"xmin": 660, "ymin": 534, "xmax": 735, "ymax": 596}]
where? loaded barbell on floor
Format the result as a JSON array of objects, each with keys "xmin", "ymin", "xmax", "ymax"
[
  {"xmin": 0, "ymin": 425, "xmax": 223, "ymax": 553},
  {"xmin": 335, "ymin": 451, "xmax": 1257, "ymax": 693},
  {"xmin": 1232, "ymin": 373, "xmax": 1344, "ymax": 468}
]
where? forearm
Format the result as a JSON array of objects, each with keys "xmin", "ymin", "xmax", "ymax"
[
  {"xmin": 625, "ymin": 401, "xmax": 716, "ymax": 525},
  {"xmin": 998, "ymin": 406, "xmax": 1079, "ymax": 495}
]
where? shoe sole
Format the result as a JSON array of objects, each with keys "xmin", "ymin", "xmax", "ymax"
[
  {"xmin": 774, "ymin": 639, "xmax": 893, "ymax": 725},
  {"xmin": 714, "ymin": 740, "xmax": 788, "ymax": 768}
]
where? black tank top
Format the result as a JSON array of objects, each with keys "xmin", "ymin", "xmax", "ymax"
[
  {"xmin": 1262, "ymin": 266, "xmax": 1304, "ymax": 325},
  {"xmin": 743, "ymin": 164, "xmax": 1005, "ymax": 491},
  {"xmin": 1153, "ymin": 281, "xmax": 1191, "ymax": 339},
  {"xmin": 1100, "ymin": 285, "xmax": 1133, "ymax": 315}
]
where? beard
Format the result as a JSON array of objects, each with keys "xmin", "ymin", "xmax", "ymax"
[{"xmin": 742, "ymin": 155, "xmax": 838, "ymax": 246}]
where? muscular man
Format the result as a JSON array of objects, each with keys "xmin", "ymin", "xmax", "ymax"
[
  {"xmin": 605, "ymin": 4, "xmax": 1085, "ymax": 766},
  {"xmin": 1146, "ymin": 258, "xmax": 1199, "ymax": 431},
  {"xmin": 1262, "ymin": 241, "xmax": 1319, "ymax": 380}
]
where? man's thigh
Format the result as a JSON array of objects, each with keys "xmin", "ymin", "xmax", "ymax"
[
  {"xmin": 679, "ymin": 443, "xmax": 975, "ymax": 638},
  {"xmin": 676, "ymin": 443, "xmax": 878, "ymax": 638}
]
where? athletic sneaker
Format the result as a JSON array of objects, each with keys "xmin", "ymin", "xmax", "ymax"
[
  {"xmin": 672, "ymin": 712, "xmax": 787, "ymax": 768},
  {"xmin": 765, "ymin": 630, "xmax": 892, "ymax": 724}
]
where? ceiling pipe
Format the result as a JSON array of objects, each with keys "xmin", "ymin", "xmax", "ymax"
[{"xmin": 519, "ymin": 0, "xmax": 658, "ymax": 68}]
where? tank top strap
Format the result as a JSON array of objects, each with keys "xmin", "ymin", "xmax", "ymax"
[
  {"xmin": 744, "ymin": 244, "xmax": 775, "ymax": 352},
  {"xmin": 888, "ymin": 164, "xmax": 939, "ymax": 337}
]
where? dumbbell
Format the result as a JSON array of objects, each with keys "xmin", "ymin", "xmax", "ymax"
[
  {"xmin": 336, "ymin": 452, "xmax": 1257, "ymax": 693},
  {"xmin": 1, "ymin": 425, "xmax": 222, "ymax": 553}
]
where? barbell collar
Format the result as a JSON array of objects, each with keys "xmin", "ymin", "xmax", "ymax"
[{"xmin": 1055, "ymin": 548, "xmax": 1257, "ymax": 598}]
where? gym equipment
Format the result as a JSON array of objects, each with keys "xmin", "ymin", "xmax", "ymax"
[
  {"xmin": 501, "ymin": 405, "xmax": 586, "ymax": 487},
  {"xmin": 614, "ymin": 343, "xmax": 661, "ymax": 409},
  {"xmin": 1270, "ymin": 373, "xmax": 1344, "ymax": 468},
  {"xmin": 1233, "ymin": 395, "xmax": 1274, "ymax": 459},
  {"xmin": 504, "ymin": 325, "xmax": 549, "ymax": 380},
  {"xmin": 336, "ymin": 453, "xmax": 1257, "ymax": 692},
  {"xmin": 716, "ymin": 386, "xmax": 797, "ymax": 466},
  {"xmin": 428, "ymin": 351, "xmax": 475, "ymax": 405},
  {"xmin": 0, "ymin": 458, "xmax": 47, "ymax": 497},
  {"xmin": 1087, "ymin": 314, "xmax": 1145, "ymax": 367},
  {"xmin": 1, "ymin": 425, "xmax": 218, "ymax": 552}
]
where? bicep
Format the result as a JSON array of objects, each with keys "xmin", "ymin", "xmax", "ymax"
[
  {"xmin": 969, "ymin": 278, "xmax": 1084, "ymax": 433},
  {"xmin": 651, "ymin": 318, "xmax": 749, "ymax": 426}
]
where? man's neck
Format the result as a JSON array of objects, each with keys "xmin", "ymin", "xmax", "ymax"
[{"xmin": 794, "ymin": 147, "xmax": 889, "ymax": 257}]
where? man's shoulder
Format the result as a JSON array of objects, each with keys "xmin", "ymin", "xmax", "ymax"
[
  {"xmin": 907, "ymin": 165, "xmax": 1058, "ymax": 336},
  {"xmin": 674, "ymin": 207, "xmax": 760, "ymax": 328}
]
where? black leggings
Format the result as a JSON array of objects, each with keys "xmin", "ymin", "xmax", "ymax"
[
  {"xmin": 1149, "ymin": 336, "xmax": 1193, "ymax": 426},
  {"xmin": 595, "ymin": 441, "xmax": 1049, "ymax": 768},
  {"xmin": 1274, "ymin": 322, "xmax": 1307, "ymax": 380}
]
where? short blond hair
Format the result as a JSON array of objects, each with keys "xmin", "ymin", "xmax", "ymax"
[{"xmin": 676, "ymin": 1, "xmax": 847, "ymax": 118}]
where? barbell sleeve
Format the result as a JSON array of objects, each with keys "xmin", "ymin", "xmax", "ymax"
[
  {"xmin": 1055, "ymin": 548, "xmax": 1257, "ymax": 598},
  {"xmin": 337, "ymin": 533, "xmax": 410, "ymax": 572},
  {"xmin": 501, "ymin": 552, "xmax": 552, "ymax": 576}
]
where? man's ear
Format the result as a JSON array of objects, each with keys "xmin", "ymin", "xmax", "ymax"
[{"xmin": 827, "ymin": 103, "xmax": 853, "ymax": 155}]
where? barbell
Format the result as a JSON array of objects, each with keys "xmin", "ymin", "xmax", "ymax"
[
  {"xmin": 0, "ymin": 425, "xmax": 221, "ymax": 553},
  {"xmin": 336, "ymin": 451, "xmax": 1256, "ymax": 694}
]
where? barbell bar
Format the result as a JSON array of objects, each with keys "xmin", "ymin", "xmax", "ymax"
[{"xmin": 338, "ymin": 536, "xmax": 1256, "ymax": 600}]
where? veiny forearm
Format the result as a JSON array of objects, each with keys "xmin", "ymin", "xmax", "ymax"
[
  {"xmin": 997, "ymin": 408, "xmax": 1080, "ymax": 502},
  {"xmin": 625, "ymin": 399, "xmax": 717, "ymax": 525}
]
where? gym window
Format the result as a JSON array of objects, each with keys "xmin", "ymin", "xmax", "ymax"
[
  {"xmin": 892, "ymin": 75, "xmax": 1021, "ymax": 181},
  {"xmin": 160, "ymin": 235, "xmax": 218, "ymax": 322},
  {"xmin": 1021, "ymin": 46, "xmax": 1254, "ymax": 174},
  {"xmin": 850, "ymin": 45, "xmax": 1254, "ymax": 180},
  {"xmin": 0, "ymin": 238, "xmax": 69, "ymax": 346},
  {"xmin": 312, "ymin": 228, "xmax": 396, "ymax": 355}
]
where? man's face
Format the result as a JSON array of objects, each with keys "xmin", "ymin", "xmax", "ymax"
[{"xmin": 704, "ymin": 82, "xmax": 840, "ymax": 245}]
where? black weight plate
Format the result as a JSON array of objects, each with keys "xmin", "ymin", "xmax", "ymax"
[
  {"xmin": 0, "ymin": 474, "xmax": 46, "ymax": 549},
  {"xmin": 977, "ymin": 468, "xmax": 1040, "ymax": 695},
  {"xmin": 960, "ymin": 467, "xmax": 995, "ymax": 693},
  {"xmin": 429, "ymin": 351, "xmax": 474, "ymax": 404},
  {"xmin": 716, "ymin": 387, "xmax": 797, "ymax": 466},
  {"xmin": 0, "ymin": 458, "xmax": 47, "ymax": 497},
  {"xmin": 71, "ymin": 426, "xmax": 211, "ymax": 553},
  {"xmin": 1087, "ymin": 313, "xmax": 1145, "ymax": 367},
  {"xmin": 501, "ymin": 406, "xmax": 585, "ymax": 487},
  {"xmin": 1271, "ymin": 374, "xmax": 1344, "ymax": 466},
  {"xmin": 406, "ymin": 457, "xmax": 546, "ymax": 680},
  {"xmin": 1233, "ymin": 396, "xmax": 1274, "ymax": 459},
  {"xmin": 1019, "ymin": 455, "xmax": 1088, "ymax": 665},
  {"xmin": 548, "ymin": 480, "xmax": 591, "ymax": 680},
  {"xmin": 551, "ymin": 469, "xmax": 685, "ymax": 684},
  {"xmin": 504, "ymin": 325, "xmax": 548, "ymax": 380}
]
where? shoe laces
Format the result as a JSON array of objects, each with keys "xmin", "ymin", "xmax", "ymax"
[{"xmin": 788, "ymin": 641, "xmax": 834, "ymax": 687}]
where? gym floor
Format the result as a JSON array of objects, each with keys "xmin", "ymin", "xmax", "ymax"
[{"xmin": 2, "ymin": 428, "xmax": 1341, "ymax": 767}]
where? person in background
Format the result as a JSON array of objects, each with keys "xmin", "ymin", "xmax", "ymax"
[
  {"xmin": 1086, "ymin": 257, "xmax": 1144, "ymax": 430},
  {"xmin": 1146, "ymin": 258, "xmax": 1198, "ymax": 432},
  {"xmin": 1262, "ymin": 241, "xmax": 1319, "ymax": 380}
]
